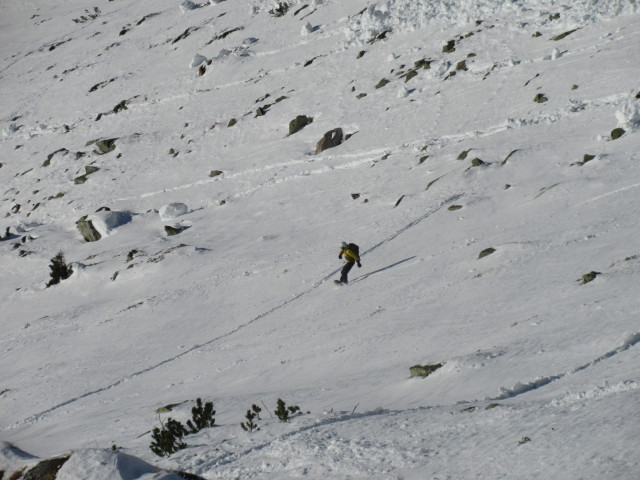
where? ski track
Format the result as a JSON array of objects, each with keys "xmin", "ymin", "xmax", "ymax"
[
  {"xmin": 1, "ymin": 193, "xmax": 464, "ymax": 432},
  {"xmin": 491, "ymin": 331, "xmax": 640, "ymax": 401}
]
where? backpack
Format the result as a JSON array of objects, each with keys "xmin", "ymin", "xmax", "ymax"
[{"xmin": 347, "ymin": 243, "xmax": 360, "ymax": 257}]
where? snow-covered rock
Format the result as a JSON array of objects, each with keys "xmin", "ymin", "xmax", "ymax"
[{"xmin": 159, "ymin": 202, "xmax": 189, "ymax": 221}]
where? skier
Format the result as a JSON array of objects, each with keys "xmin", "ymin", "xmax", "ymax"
[{"xmin": 337, "ymin": 241, "xmax": 361, "ymax": 285}]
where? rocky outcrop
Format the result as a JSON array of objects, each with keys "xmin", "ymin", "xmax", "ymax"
[
  {"xmin": 76, "ymin": 216, "xmax": 102, "ymax": 242},
  {"xmin": 288, "ymin": 115, "xmax": 313, "ymax": 135},
  {"xmin": 315, "ymin": 128, "xmax": 343, "ymax": 154}
]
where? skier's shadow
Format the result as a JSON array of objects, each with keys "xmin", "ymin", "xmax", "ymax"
[{"xmin": 351, "ymin": 256, "xmax": 417, "ymax": 283}]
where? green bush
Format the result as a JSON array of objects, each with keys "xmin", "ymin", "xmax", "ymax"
[
  {"xmin": 186, "ymin": 398, "xmax": 216, "ymax": 433},
  {"xmin": 274, "ymin": 399, "xmax": 300, "ymax": 422},
  {"xmin": 46, "ymin": 251, "xmax": 73, "ymax": 287},
  {"xmin": 150, "ymin": 418, "xmax": 188, "ymax": 457},
  {"xmin": 241, "ymin": 404, "xmax": 262, "ymax": 432}
]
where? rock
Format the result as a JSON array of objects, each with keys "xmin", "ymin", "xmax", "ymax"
[
  {"xmin": 24, "ymin": 455, "xmax": 70, "ymax": 480},
  {"xmin": 315, "ymin": 128, "xmax": 343, "ymax": 154},
  {"xmin": 478, "ymin": 247, "xmax": 496, "ymax": 259},
  {"xmin": 457, "ymin": 149, "xmax": 472, "ymax": 160},
  {"xmin": 611, "ymin": 128, "xmax": 625, "ymax": 140},
  {"xmin": 448, "ymin": 205, "xmax": 463, "ymax": 211},
  {"xmin": 209, "ymin": 170, "xmax": 223, "ymax": 177},
  {"xmin": 74, "ymin": 175, "xmax": 88, "ymax": 184},
  {"xmin": 442, "ymin": 40, "xmax": 456, "ymax": 53},
  {"xmin": 580, "ymin": 271, "xmax": 600, "ymax": 284},
  {"xmin": 351, "ymin": 193, "xmax": 360, "ymax": 200},
  {"xmin": 94, "ymin": 138, "xmax": 117, "ymax": 154},
  {"xmin": 375, "ymin": 78, "xmax": 390, "ymax": 89},
  {"xmin": 85, "ymin": 165, "xmax": 100, "ymax": 175},
  {"xmin": 165, "ymin": 225, "xmax": 184, "ymax": 236},
  {"xmin": 76, "ymin": 216, "xmax": 102, "ymax": 242},
  {"xmin": 456, "ymin": 60, "xmax": 468, "ymax": 71},
  {"xmin": 288, "ymin": 115, "xmax": 313, "ymax": 135},
  {"xmin": 410, "ymin": 363, "xmax": 443, "ymax": 378},
  {"xmin": 534, "ymin": 93, "xmax": 548, "ymax": 103},
  {"xmin": 471, "ymin": 157, "xmax": 487, "ymax": 167},
  {"xmin": 228, "ymin": 118, "xmax": 237, "ymax": 127},
  {"xmin": 159, "ymin": 202, "xmax": 188, "ymax": 221}
]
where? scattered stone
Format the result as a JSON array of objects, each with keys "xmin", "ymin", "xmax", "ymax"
[
  {"xmin": 456, "ymin": 60, "xmax": 468, "ymax": 71},
  {"xmin": 375, "ymin": 78, "xmax": 390, "ymax": 89},
  {"xmin": 209, "ymin": 170, "xmax": 223, "ymax": 177},
  {"xmin": 356, "ymin": 93, "xmax": 367, "ymax": 99},
  {"xmin": 501, "ymin": 149, "xmax": 520, "ymax": 165},
  {"xmin": 611, "ymin": 128, "xmax": 625, "ymax": 140},
  {"xmin": 471, "ymin": 157, "xmax": 487, "ymax": 167},
  {"xmin": 448, "ymin": 205, "xmax": 463, "ymax": 211},
  {"xmin": 394, "ymin": 195, "xmax": 405, "ymax": 208},
  {"xmin": 549, "ymin": 13, "xmax": 560, "ymax": 20},
  {"xmin": 478, "ymin": 247, "xmax": 496, "ymax": 259},
  {"xmin": 228, "ymin": 118, "xmax": 237, "ymax": 127},
  {"xmin": 582, "ymin": 154, "xmax": 596, "ymax": 164},
  {"xmin": 165, "ymin": 225, "xmax": 184, "ymax": 236},
  {"xmin": 74, "ymin": 175, "xmax": 88, "ymax": 184},
  {"xmin": 458, "ymin": 149, "xmax": 472, "ymax": 160},
  {"xmin": 351, "ymin": 193, "xmax": 360, "ymax": 200},
  {"xmin": 504, "ymin": 184, "xmax": 512, "ymax": 190},
  {"xmin": 532, "ymin": 32, "xmax": 542, "ymax": 37},
  {"xmin": 289, "ymin": 115, "xmax": 313, "ymax": 135},
  {"xmin": 418, "ymin": 155, "xmax": 428, "ymax": 164},
  {"xmin": 315, "ymin": 128, "xmax": 343, "ymax": 154},
  {"xmin": 579, "ymin": 271, "xmax": 600, "ymax": 284},
  {"xmin": 410, "ymin": 363, "xmax": 443, "ymax": 378},
  {"xmin": 534, "ymin": 93, "xmax": 548, "ymax": 103},
  {"xmin": 94, "ymin": 138, "xmax": 117, "ymax": 154},
  {"xmin": 552, "ymin": 29, "xmax": 578, "ymax": 41},
  {"xmin": 357, "ymin": 50, "xmax": 366, "ymax": 59},
  {"xmin": 85, "ymin": 165, "xmax": 100, "ymax": 175},
  {"xmin": 485, "ymin": 403, "xmax": 500, "ymax": 410},
  {"xmin": 442, "ymin": 40, "xmax": 456, "ymax": 53}
]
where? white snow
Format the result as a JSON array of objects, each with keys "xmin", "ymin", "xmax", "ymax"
[{"xmin": 1, "ymin": 0, "xmax": 639, "ymax": 478}]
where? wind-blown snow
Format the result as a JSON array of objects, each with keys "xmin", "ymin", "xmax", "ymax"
[{"xmin": 1, "ymin": 0, "xmax": 639, "ymax": 478}]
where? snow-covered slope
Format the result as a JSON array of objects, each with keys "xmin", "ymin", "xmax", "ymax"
[{"xmin": 1, "ymin": 1, "xmax": 639, "ymax": 478}]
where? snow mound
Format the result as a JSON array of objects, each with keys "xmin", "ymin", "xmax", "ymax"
[
  {"xmin": 616, "ymin": 98, "xmax": 640, "ymax": 132},
  {"xmin": 190, "ymin": 54, "xmax": 208, "ymax": 68},
  {"xmin": 159, "ymin": 202, "xmax": 189, "ymax": 221},
  {"xmin": 180, "ymin": 1, "xmax": 201, "ymax": 13},
  {"xmin": 56, "ymin": 449, "xmax": 184, "ymax": 480},
  {"xmin": 87, "ymin": 211, "xmax": 133, "ymax": 237},
  {"xmin": 344, "ymin": 0, "xmax": 638, "ymax": 46}
]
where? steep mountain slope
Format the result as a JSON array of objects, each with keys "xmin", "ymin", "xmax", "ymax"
[{"xmin": 1, "ymin": 1, "xmax": 639, "ymax": 478}]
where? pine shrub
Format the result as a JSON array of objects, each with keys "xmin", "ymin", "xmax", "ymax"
[
  {"xmin": 274, "ymin": 398, "xmax": 300, "ymax": 422},
  {"xmin": 46, "ymin": 251, "xmax": 73, "ymax": 287},
  {"xmin": 150, "ymin": 418, "xmax": 188, "ymax": 457},
  {"xmin": 241, "ymin": 404, "xmax": 262, "ymax": 432},
  {"xmin": 186, "ymin": 398, "xmax": 216, "ymax": 434}
]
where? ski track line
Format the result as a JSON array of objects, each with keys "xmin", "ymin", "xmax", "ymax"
[
  {"xmin": 578, "ymin": 183, "xmax": 640, "ymax": 207},
  {"xmin": 490, "ymin": 331, "xmax": 640, "ymax": 401},
  {"xmin": 2, "ymin": 193, "xmax": 465, "ymax": 432}
]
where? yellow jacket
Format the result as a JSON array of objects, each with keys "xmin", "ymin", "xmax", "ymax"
[{"xmin": 339, "ymin": 246, "xmax": 360, "ymax": 263}]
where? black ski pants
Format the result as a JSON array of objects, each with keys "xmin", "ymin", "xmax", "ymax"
[{"xmin": 340, "ymin": 261, "xmax": 355, "ymax": 284}]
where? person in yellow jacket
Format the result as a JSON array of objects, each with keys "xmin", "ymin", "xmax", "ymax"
[{"xmin": 337, "ymin": 241, "xmax": 361, "ymax": 284}]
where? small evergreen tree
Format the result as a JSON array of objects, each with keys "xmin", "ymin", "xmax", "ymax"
[
  {"xmin": 186, "ymin": 398, "xmax": 216, "ymax": 434},
  {"xmin": 150, "ymin": 418, "xmax": 188, "ymax": 457},
  {"xmin": 274, "ymin": 398, "xmax": 300, "ymax": 422},
  {"xmin": 240, "ymin": 404, "xmax": 262, "ymax": 432},
  {"xmin": 46, "ymin": 251, "xmax": 73, "ymax": 287}
]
